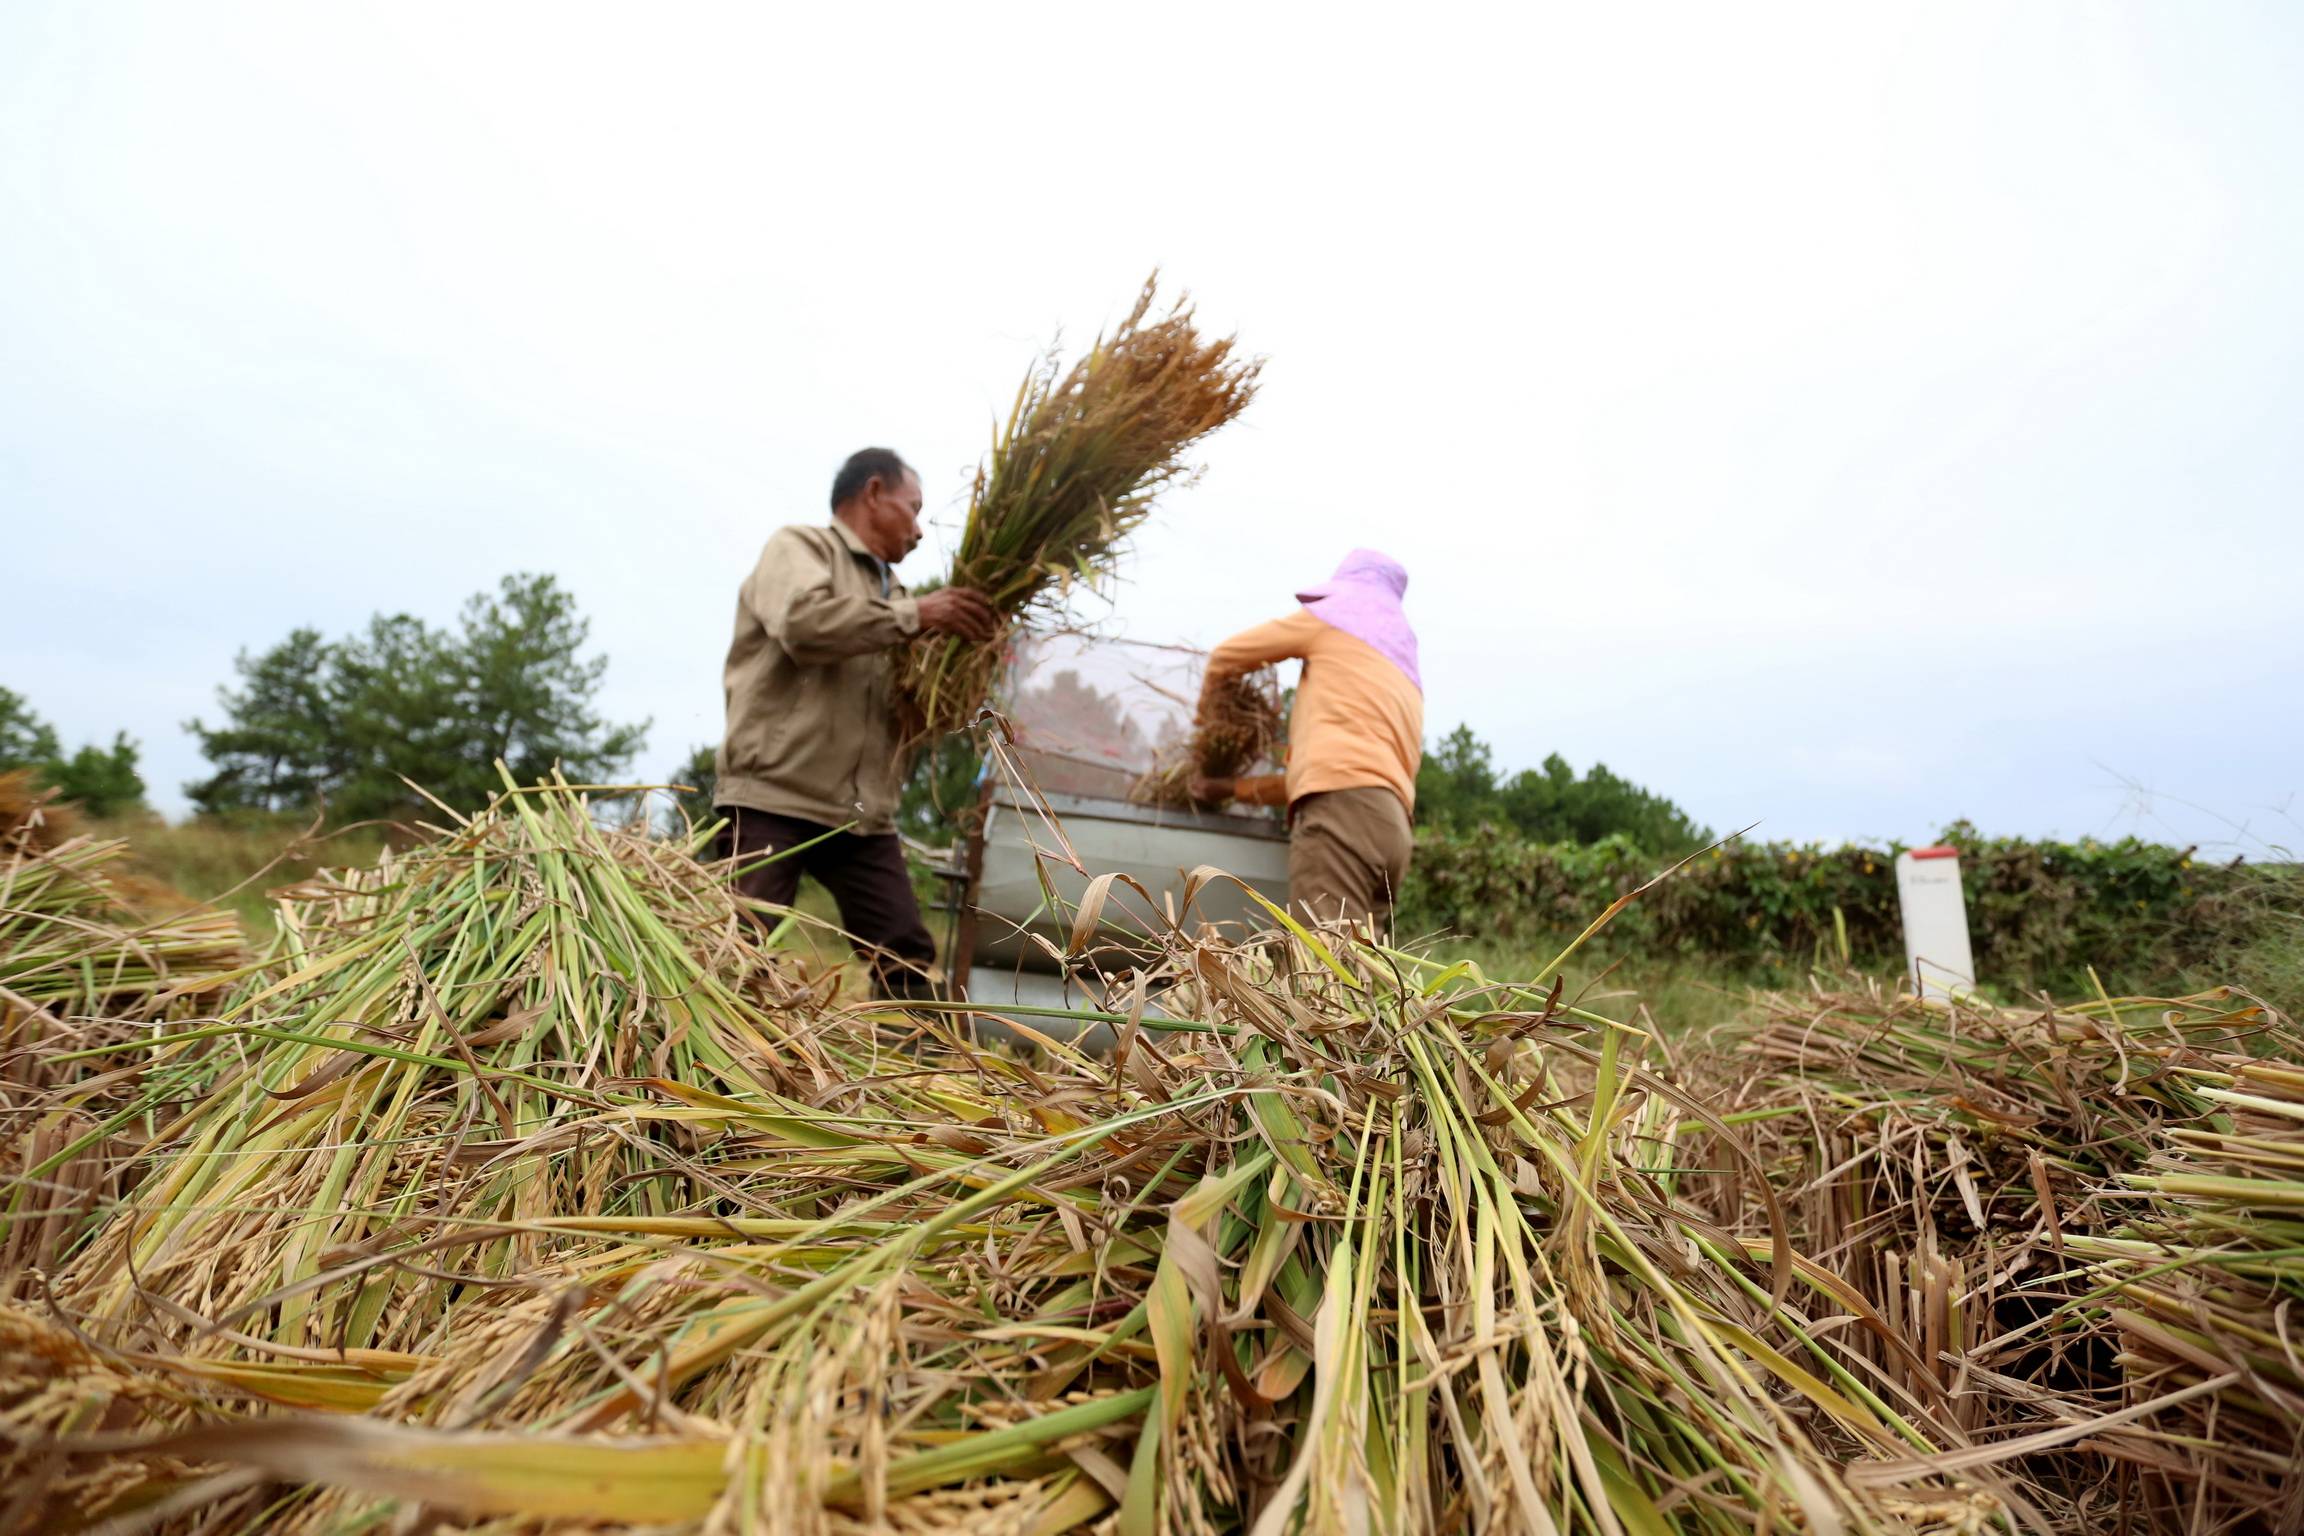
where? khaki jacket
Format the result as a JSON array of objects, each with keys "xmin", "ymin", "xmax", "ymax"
[{"xmin": 715, "ymin": 519, "xmax": 922, "ymax": 833}]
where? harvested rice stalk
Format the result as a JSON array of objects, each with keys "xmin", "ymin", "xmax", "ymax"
[
  {"xmin": 0, "ymin": 766, "xmax": 78, "ymax": 851},
  {"xmin": 2042, "ymin": 1041, "xmax": 2304, "ymax": 1531},
  {"xmin": 43, "ymin": 779, "xmax": 865, "ymax": 1355},
  {"xmin": 1, "ymin": 787, "xmax": 243, "ymax": 1026},
  {"xmin": 14, "ymin": 795, "xmax": 1999, "ymax": 1534},
  {"xmin": 900, "ymin": 277, "xmax": 1260, "ymax": 743},
  {"xmin": 1688, "ymin": 981, "xmax": 2274, "ymax": 1250},
  {"xmin": 2, "ymin": 781, "xmax": 244, "ymax": 1291},
  {"xmin": 1132, "ymin": 666, "xmax": 1282, "ymax": 810},
  {"xmin": 1684, "ymin": 982, "xmax": 2300, "ymax": 1523}
]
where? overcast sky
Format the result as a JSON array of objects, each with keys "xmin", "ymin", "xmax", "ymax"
[{"xmin": 4, "ymin": 4, "xmax": 2298, "ymax": 852}]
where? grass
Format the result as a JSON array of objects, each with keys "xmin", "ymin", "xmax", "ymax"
[
  {"xmin": 83, "ymin": 811, "xmax": 388, "ymax": 936},
  {"xmin": 1417, "ymin": 911, "xmax": 2304, "ymax": 1036},
  {"xmin": 80, "ymin": 809, "xmax": 947, "ymax": 1000},
  {"xmin": 105, "ymin": 800, "xmax": 2286, "ymax": 1043},
  {"xmin": 1409, "ymin": 929, "xmax": 1802, "ymax": 1035},
  {"xmin": 101, "ymin": 808, "xmax": 2298, "ymax": 1065}
]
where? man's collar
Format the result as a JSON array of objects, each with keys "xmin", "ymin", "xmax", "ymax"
[{"xmin": 829, "ymin": 516, "xmax": 877, "ymax": 561}]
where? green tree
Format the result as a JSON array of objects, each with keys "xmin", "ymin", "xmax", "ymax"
[
  {"xmin": 450, "ymin": 575, "xmax": 646, "ymax": 802},
  {"xmin": 666, "ymin": 744, "xmax": 719, "ymax": 831},
  {"xmin": 1, "ymin": 687, "xmax": 63, "ymax": 769},
  {"xmin": 47, "ymin": 736, "xmax": 147, "ymax": 816},
  {"xmin": 327, "ymin": 614, "xmax": 467, "ymax": 813},
  {"xmin": 1414, "ymin": 724, "xmax": 1711, "ymax": 856},
  {"xmin": 1414, "ymin": 724, "xmax": 1499, "ymax": 826},
  {"xmin": 1496, "ymin": 753, "xmax": 1713, "ymax": 854},
  {"xmin": 900, "ymin": 737, "xmax": 982, "ymax": 845},
  {"xmin": 0, "ymin": 687, "xmax": 147, "ymax": 816},
  {"xmin": 178, "ymin": 629, "xmax": 344, "ymax": 813},
  {"xmin": 187, "ymin": 574, "xmax": 647, "ymax": 821}
]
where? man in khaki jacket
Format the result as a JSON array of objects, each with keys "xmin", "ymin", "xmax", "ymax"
[{"xmin": 715, "ymin": 447, "xmax": 994, "ymax": 997}]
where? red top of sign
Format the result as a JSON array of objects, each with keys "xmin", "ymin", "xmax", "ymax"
[{"xmin": 1908, "ymin": 845, "xmax": 1959, "ymax": 860}]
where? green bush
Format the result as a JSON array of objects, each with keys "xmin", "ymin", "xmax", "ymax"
[
  {"xmin": 1400, "ymin": 821, "xmax": 2300, "ymax": 1002},
  {"xmin": 0, "ymin": 685, "xmax": 146, "ymax": 816}
]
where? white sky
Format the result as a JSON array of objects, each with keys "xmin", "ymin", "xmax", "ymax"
[{"xmin": 4, "ymin": 3, "xmax": 2298, "ymax": 851}]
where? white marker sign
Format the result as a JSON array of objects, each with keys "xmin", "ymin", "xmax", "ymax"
[{"xmin": 1895, "ymin": 846, "xmax": 1976, "ymax": 1002}]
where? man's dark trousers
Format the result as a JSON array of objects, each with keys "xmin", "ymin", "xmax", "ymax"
[{"xmin": 716, "ymin": 808, "xmax": 937, "ymax": 999}]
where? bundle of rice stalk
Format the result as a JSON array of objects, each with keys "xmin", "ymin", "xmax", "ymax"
[
  {"xmin": 14, "ymin": 799, "xmax": 2001, "ymax": 1534},
  {"xmin": 34, "ymin": 778, "xmax": 885, "ymax": 1352},
  {"xmin": 1, "ymin": 781, "xmax": 244, "ymax": 1027},
  {"xmin": 1084, "ymin": 932, "xmax": 1992, "ymax": 1536},
  {"xmin": 1132, "ymin": 666, "xmax": 1283, "ymax": 810},
  {"xmin": 3, "ymin": 780, "xmax": 245, "ymax": 1289},
  {"xmin": 1681, "ymin": 982, "xmax": 2294, "ymax": 1520},
  {"xmin": 2036, "ymin": 1037, "xmax": 2304, "ymax": 1531},
  {"xmin": 900, "ymin": 276, "xmax": 1260, "ymax": 743},
  {"xmin": 1689, "ymin": 983, "xmax": 2265, "ymax": 1258},
  {"xmin": 13, "ymin": 778, "xmax": 1148, "ymax": 1529},
  {"xmin": 0, "ymin": 765, "xmax": 78, "ymax": 850},
  {"xmin": 4, "ymin": 842, "xmax": 1094, "ymax": 1519}
]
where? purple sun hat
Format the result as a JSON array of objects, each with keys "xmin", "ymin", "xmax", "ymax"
[{"xmin": 1295, "ymin": 549, "xmax": 1420, "ymax": 690}]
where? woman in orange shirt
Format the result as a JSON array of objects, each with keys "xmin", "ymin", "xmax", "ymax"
[{"xmin": 1190, "ymin": 550, "xmax": 1424, "ymax": 930}]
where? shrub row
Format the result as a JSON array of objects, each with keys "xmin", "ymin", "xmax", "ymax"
[{"xmin": 1399, "ymin": 821, "xmax": 2299, "ymax": 996}]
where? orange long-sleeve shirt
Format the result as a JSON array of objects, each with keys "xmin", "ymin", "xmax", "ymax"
[{"xmin": 1204, "ymin": 609, "xmax": 1423, "ymax": 815}]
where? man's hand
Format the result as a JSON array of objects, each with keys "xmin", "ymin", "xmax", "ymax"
[
  {"xmin": 915, "ymin": 587, "xmax": 997, "ymax": 643},
  {"xmin": 1189, "ymin": 773, "xmax": 1235, "ymax": 805}
]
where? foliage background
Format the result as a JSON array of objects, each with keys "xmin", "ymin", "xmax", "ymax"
[
  {"xmin": 185, "ymin": 574, "xmax": 645, "ymax": 822},
  {"xmin": 1413, "ymin": 723, "xmax": 1713, "ymax": 853},
  {"xmin": 0, "ymin": 685, "xmax": 145, "ymax": 816},
  {"xmin": 1399, "ymin": 819, "xmax": 2300, "ymax": 1003},
  {"xmin": 27, "ymin": 592, "xmax": 2294, "ymax": 1010}
]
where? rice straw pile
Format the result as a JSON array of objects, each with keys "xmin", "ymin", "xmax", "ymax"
[
  {"xmin": 2034, "ymin": 1047, "xmax": 2304, "ymax": 1528},
  {"xmin": 1683, "ymin": 982, "xmax": 2304, "ymax": 1530},
  {"xmin": 900, "ymin": 277, "xmax": 1260, "ymax": 744},
  {"xmin": 1132, "ymin": 666, "xmax": 1283, "ymax": 810},
  {"xmin": 3, "ymin": 770, "xmax": 244, "ymax": 1289},
  {"xmin": 1, "ymin": 776, "xmax": 243, "ymax": 1025},
  {"xmin": 5, "ymin": 775, "xmax": 2301, "ymax": 1533},
  {"xmin": 1, "ymin": 767, "xmax": 77, "ymax": 854},
  {"xmin": 4, "ymin": 782, "xmax": 2001, "ymax": 1534}
]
